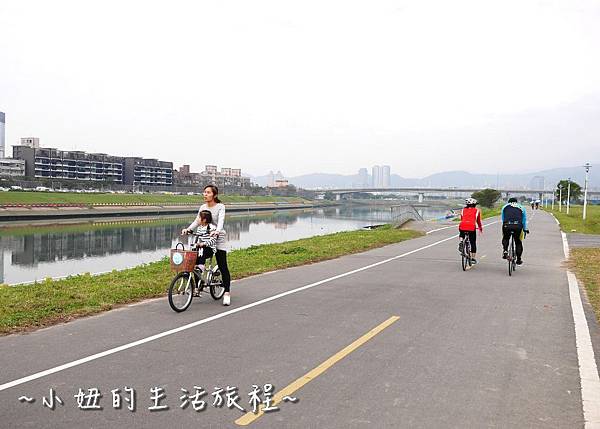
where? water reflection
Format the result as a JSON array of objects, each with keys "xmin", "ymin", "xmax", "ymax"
[{"xmin": 0, "ymin": 206, "xmax": 450, "ymax": 284}]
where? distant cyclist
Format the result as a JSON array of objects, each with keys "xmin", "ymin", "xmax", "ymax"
[
  {"xmin": 501, "ymin": 197, "xmax": 529, "ymax": 265},
  {"xmin": 458, "ymin": 198, "xmax": 483, "ymax": 264}
]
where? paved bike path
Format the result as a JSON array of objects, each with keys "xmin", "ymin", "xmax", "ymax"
[{"xmin": 0, "ymin": 210, "xmax": 589, "ymax": 428}]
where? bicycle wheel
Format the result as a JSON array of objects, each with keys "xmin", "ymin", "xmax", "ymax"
[
  {"xmin": 511, "ymin": 237, "xmax": 517, "ymax": 273},
  {"xmin": 461, "ymin": 240, "xmax": 468, "ymax": 271},
  {"xmin": 209, "ymin": 269, "xmax": 225, "ymax": 300},
  {"xmin": 466, "ymin": 241, "xmax": 472, "ymax": 267},
  {"xmin": 508, "ymin": 236, "xmax": 514, "ymax": 276},
  {"xmin": 168, "ymin": 272, "xmax": 195, "ymax": 312},
  {"xmin": 461, "ymin": 238, "xmax": 470, "ymax": 271}
]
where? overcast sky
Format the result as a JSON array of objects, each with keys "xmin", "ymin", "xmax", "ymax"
[{"xmin": 1, "ymin": 0, "xmax": 599, "ymax": 178}]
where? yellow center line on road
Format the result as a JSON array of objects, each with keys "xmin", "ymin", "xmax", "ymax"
[{"xmin": 235, "ymin": 315, "xmax": 400, "ymax": 426}]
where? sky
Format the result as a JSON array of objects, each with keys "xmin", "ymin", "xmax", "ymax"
[{"xmin": 1, "ymin": 0, "xmax": 600, "ymax": 178}]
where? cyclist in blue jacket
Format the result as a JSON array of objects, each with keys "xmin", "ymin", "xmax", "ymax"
[{"xmin": 501, "ymin": 197, "xmax": 529, "ymax": 265}]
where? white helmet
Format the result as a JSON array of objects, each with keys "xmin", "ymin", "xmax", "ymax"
[{"xmin": 465, "ymin": 198, "xmax": 478, "ymax": 205}]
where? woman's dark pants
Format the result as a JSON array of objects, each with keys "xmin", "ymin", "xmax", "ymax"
[{"xmin": 215, "ymin": 249, "xmax": 231, "ymax": 292}]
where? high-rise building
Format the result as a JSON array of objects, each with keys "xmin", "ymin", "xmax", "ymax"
[
  {"xmin": 372, "ymin": 166, "xmax": 381, "ymax": 188},
  {"xmin": 382, "ymin": 165, "xmax": 391, "ymax": 188},
  {"xmin": 358, "ymin": 168, "xmax": 369, "ymax": 187},
  {"xmin": 371, "ymin": 165, "xmax": 391, "ymax": 188},
  {"xmin": 0, "ymin": 112, "xmax": 5, "ymax": 158}
]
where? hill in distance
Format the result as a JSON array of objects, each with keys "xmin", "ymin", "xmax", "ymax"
[{"xmin": 250, "ymin": 164, "xmax": 599, "ymax": 190}]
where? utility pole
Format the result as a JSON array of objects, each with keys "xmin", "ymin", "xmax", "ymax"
[
  {"xmin": 583, "ymin": 163, "xmax": 592, "ymax": 221},
  {"xmin": 567, "ymin": 177, "xmax": 571, "ymax": 215},
  {"xmin": 559, "ymin": 184, "xmax": 563, "ymax": 212}
]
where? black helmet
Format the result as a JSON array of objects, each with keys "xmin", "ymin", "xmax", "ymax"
[{"xmin": 508, "ymin": 197, "xmax": 518, "ymax": 203}]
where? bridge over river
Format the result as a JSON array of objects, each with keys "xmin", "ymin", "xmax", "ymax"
[{"xmin": 320, "ymin": 187, "xmax": 600, "ymax": 202}]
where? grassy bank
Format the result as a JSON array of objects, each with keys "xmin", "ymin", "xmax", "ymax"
[
  {"xmin": 570, "ymin": 248, "xmax": 600, "ymax": 320},
  {"xmin": 0, "ymin": 226, "xmax": 422, "ymax": 335},
  {"xmin": 451, "ymin": 206, "xmax": 502, "ymax": 222},
  {"xmin": 547, "ymin": 205, "xmax": 600, "ymax": 234},
  {"xmin": 0, "ymin": 191, "xmax": 310, "ymax": 206},
  {"xmin": 481, "ymin": 207, "xmax": 502, "ymax": 219}
]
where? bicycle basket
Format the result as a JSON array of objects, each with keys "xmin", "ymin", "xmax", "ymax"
[{"xmin": 170, "ymin": 243, "xmax": 197, "ymax": 272}]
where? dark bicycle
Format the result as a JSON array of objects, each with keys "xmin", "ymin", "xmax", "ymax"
[
  {"xmin": 168, "ymin": 235, "xmax": 225, "ymax": 312},
  {"xmin": 507, "ymin": 229, "xmax": 528, "ymax": 277},
  {"xmin": 507, "ymin": 230, "xmax": 517, "ymax": 276},
  {"xmin": 460, "ymin": 235, "xmax": 472, "ymax": 271}
]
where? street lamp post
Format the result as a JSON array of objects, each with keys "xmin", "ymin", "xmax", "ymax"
[
  {"xmin": 583, "ymin": 163, "xmax": 592, "ymax": 221},
  {"xmin": 567, "ymin": 177, "xmax": 571, "ymax": 215},
  {"xmin": 551, "ymin": 188, "xmax": 555, "ymax": 210},
  {"xmin": 559, "ymin": 184, "xmax": 563, "ymax": 212}
]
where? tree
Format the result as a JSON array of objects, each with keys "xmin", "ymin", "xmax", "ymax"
[
  {"xmin": 555, "ymin": 180, "xmax": 582, "ymax": 203},
  {"xmin": 471, "ymin": 188, "xmax": 501, "ymax": 208}
]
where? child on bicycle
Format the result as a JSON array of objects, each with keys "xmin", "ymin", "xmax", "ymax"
[
  {"xmin": 458, "ymin": 197, "xmax": 483, "ymax": 264},
  {"xmin": 181, "ymin": 210, "xmax": 217, "ymax": 272}
]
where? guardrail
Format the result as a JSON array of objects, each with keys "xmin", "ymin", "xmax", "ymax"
[{"xmin": 390, "ymin": 205, "xmax": 424, "ymax": 226}]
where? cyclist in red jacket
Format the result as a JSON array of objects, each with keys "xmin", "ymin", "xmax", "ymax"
[{"xmin": 458, "ymin": 198, "xmax": 484, "ymax": 264}]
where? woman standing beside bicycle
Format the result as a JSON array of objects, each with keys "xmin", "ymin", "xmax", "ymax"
[
  {"xmin": 458, "ymin": 198, "xmax": 483, "ymax": 264},
  {"xmin": 182, "ymin": 185, "xmax": 232, "ymax": 306}
]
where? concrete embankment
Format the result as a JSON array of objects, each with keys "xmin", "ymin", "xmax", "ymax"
[{"xmin": 0, "ymin": 202, "xmax": 335, "ymax": 222}]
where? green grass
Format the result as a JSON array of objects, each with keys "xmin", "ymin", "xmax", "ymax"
[
  {"xmin": 452, "ymin": 206, "xmax": 502, "ymax": 222},
  {"xmin": 0, "ymin": 225, "xmax": 422, "ymax": 335},
  {"xmin": 570, "ymin": 248, "xmax": 600, "ymax": 320},
  {"xmin": 481, "ymin": 207, "xmax": 502, "ymax": 219},
  {"xmin": 547, "ymin": 205, "xmax": 600, "ymax": 234},
  {"xmin": 0, "ymin": 191, "xmax": 311, "ymax": 206}
]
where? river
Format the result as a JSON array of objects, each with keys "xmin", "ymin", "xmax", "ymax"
[{"xmin": 0, "ymin": 205, "xmax": 453, "ymax": 285}]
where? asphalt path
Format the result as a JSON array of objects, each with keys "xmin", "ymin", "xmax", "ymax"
[{"xmin": 0, "ymin": 210, "xmax": 589, "ymax": 428}]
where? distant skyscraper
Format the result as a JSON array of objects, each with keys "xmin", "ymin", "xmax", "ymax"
[
  {"xmin": 0, "ymin": 112, "xmax": 5, "ymax": 158},
  {"xmin": 382, "ymin": 165, "xmax": 391, "ymax": 188},
  {"xmin": 372, "ymin": 166, "xmax": 381, "ymax": 188},
  {"xmin": 267, "ymin": 171, "xmax": 275, "ymax": 187},
  {"xmin": 266, "ymin": 170, "xmax": 284, "ymax": 187},
  {"xmin": 358, "ymin": 168, "xmax": 369, "ymax": 187},
  {"xmin": 371, "ymin": 165, "xmax": 391, "ymax": 188}
]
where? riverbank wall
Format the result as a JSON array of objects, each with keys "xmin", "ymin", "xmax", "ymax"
[{"xmin": 0, "ymin": 202, "xmax": 337, "ymax": 222}]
